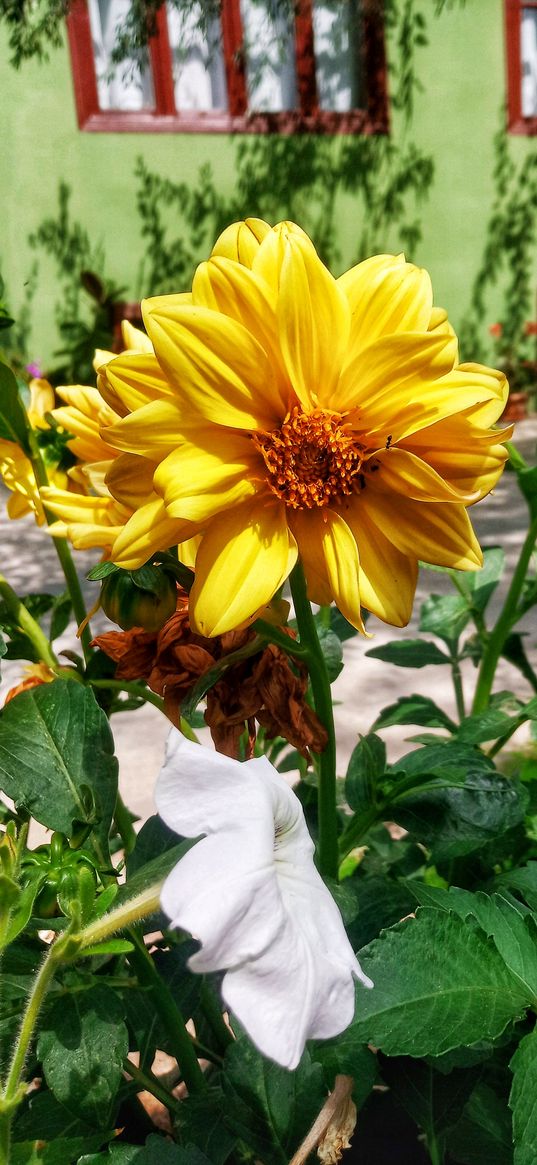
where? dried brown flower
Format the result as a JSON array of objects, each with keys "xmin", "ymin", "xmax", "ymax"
[{"xmin": 93, "ymin": 591, "xmax": 327, "ymax": 761}]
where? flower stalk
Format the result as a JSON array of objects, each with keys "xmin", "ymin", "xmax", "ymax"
[{"xmin": 289, "ymin": 563, "xmax": 339, "ymax": 879}]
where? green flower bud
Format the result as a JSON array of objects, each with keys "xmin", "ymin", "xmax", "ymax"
[{"xmin": 101, "ymin": 566, "xmax": 177, "ymax": 632}]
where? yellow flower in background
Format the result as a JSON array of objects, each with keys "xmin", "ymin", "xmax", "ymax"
[
  {"xmin": 97, "ymin": 219, "xmax": 511, "ymax": 637},
  {"xmin": 40, "ymin": 322, "xmax": 199, "ymax": 565},
  {"xmin": 0, "ymin": 377, "xmax": 75, "ymax": 524}
]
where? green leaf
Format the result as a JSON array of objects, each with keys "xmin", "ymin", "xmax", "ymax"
[
  {"xmin": 349, "ymin": 908, "xmax": 529, "ymax": 1056},
  {"xmin": 49, "ymin": 592, "xmax": 72, "ymax": 641},
  {"xmin": 10, "ymin": 1137, "xmax": 106, "ymax": 1163},
  {"xmin": 81, "ymin": 939, "xmax": 134, "ymax": 957},
  {"xmin": 345, "ymin": 733, "xmax": 386, "ymax": 813},
  {"xmin": 179, "ymin": 1087, "xmax": 237, "ymax": 1164},
  {"xmin": 312, "ymin": 1036, "xmax": 377, "ymax": 1103},
  {"xmin": 456, "ymin": 694, "xmax": 537, "ymax": 745},
  {"xmin": 373, "ymin": 694, "xmax": 456, "ymax": 732},
  {"xmin": 379, "ymin": 1056, "xmax": 481, "ymax": 1142},
  {"xmin": 116, "ymin": 837, "xmax": 197, "ymax": 907},
  {"xmin": 498, "ymin": 863, "xmax": 537, "ymax": 912},
  {"xmin": 86, "ymin": 562, "xmax": 119, "ymax": 582},
  {"xmin": 37, "ymin": 985, "xmax": 129, "ymax": 1130},
  {"xmin": 447, "ymin": 1082, "xmax": 513, "ymax": 1164},
  {"xmin": 222, "ymin": 1040, "xmax": 326, "ymax": 1165},
  {"xmin": 510, "ymin": 1027, "xmax": 537, "ymax": 1164},
  {"xmin": 330, "ymin": 607, "xmax": 359, "ymax": 641},
  {"xmin": 316, "ymin": 626, "xmax": 343, "ymax": 682},
  {"xmin": 0, "ymin": 681, "xmax": 118, "ymax": 867},
  {"xmin": 462, "ymin": 546, "xmax": 505, "ymax": 612},
  {"xmin": 13, "ymin": 1089, "xmax": 100, "ymax": 1143},
  {"xmin": 411, "ymin": 886, "xmax": 537, "ymax": 1003},
  {"xmin": 517, "ymin": 465, "xmax": 537, "ymax": 521},
  {"xmin": 78, "ymin": 1138, "xmax": 212, "ymax": 1164},
  {"xmin": 343, "ymin": 875, "xmax": 416, "ymax": 950},
  {"xmin": 419, "ymin": 591, "xmax": 471, "ymax": 644},
  {"xmin": 365, "ymin": 638, "xmax": 449, "ymax": 668},
  {"xmin": 392, "ymin": 770, "xmax": 528, "ymax": 860},
  {"xmin": 0, "ymin": 360, "xmax": 31, "ymax": 453}
]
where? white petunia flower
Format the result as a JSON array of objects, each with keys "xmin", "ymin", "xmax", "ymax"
[{"xmin": 155, "ymin": 731, "xmax": 373, "ymax": 1070}]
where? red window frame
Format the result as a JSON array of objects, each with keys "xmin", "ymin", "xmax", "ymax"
[
  {"xmin": 66, "ymin": 0, "xmax": 389, "ymax": 134},
  {"xmin": 505, "ymin": 0, "xmax": 537, "ymax": 133}
]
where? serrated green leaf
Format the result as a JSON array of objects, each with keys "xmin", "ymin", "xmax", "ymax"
[
  {"xmin": 38, "ymin": 985, "xmax": 129, "ymax": 1129},
  {"xmin": 419, "ymin": 592, "xmax": 471, "ymax": 644},
  {"xmin": 345, "ymin": 733, "xmax": 386, "ymax": 813},
  {"xmin": 411, "ymin": 886, "xmax": 537, "ymax": 1002},
  {"xmin": 222, "ymin": 1040, "xmax": 326, "ymax": 1165},
  {"xmin": 373, "ymin": 694, "xmax": 456, "ymax": 732},
  {"xmin": 179, "ymin": 1087, "xmax": 237, "ymax": 1164},
  {"xmin": 78, "ymin": 1137, "xmax": 211, "ymax": 1163},
  {"xmin": 510, "ymin": 1027, "xmax": 537, "ymax": 1165},
  {"xmin": 366, "ymin": 638, "xmax": 449, "ymax": 668},
  {"xmin": 393, "ymin": 770, "xmax": 527, "ymax": 861},
  {"xmin": 447, "ymin": 1082, "xmax": 513, "ymax": 1164},
  {"xmin": 0, "ymin": 681, "xmax": 118, "ymax": 867},
  {"xmin": 349, "ymin": 908, "xmax": 529, "ymax": 1056},
  {"xmin": 0, "ymin": 360, "xmax": 31, "ymax": 453}
]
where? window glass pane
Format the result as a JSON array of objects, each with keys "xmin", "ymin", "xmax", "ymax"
[
  {"xmin": 167, "ymin": 3, "xmax": 227, "ymax": 111},
  {"xmin": 313, "ymin": 0, "xmax": 364, "ymax": 111},
  {"xmin": 240, "ymin": 0, "xmax": 297, "ymax": 112},
  {"xmin": 521, "ymin": 8, "xmax": 537, "ymax": 117},
  {"xmin": 87, "ymin": 0, "xmax": 154, "ymax": 110}
]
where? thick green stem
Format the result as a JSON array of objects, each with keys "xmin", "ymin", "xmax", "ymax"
[
  {"xmin": 128, "ymin": 931, "xmax": 206, "ymax": 1094},
  {"xmin": 472, "ymin": 515, "xmax": 537, "ymax": 714},
  {"xmin": 200, "ymin": 977, "xmax": 234, "ymax": 1053},
  {"xmin": 0, "ymin": 574, "xmax": 57, "ymax": 668},
  {"xmin": 26, "ymin": 428, "xmax": 93, "ymax": 662},
  {"xmin": 289, "ymin": 563, "xmax": 339, "ymax": 879},
  {"xmin": 123, "ymin": 1057, "xmax": 181, "ymax": 1114}
]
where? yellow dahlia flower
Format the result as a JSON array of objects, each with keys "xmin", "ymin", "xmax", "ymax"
[
  {"xmin": 0, "ymin": 378, "xmax": 76, "ymax": 524},
  {"xmin": 96, "ymin": 220, "xmax": 511, "ymax": 637}
]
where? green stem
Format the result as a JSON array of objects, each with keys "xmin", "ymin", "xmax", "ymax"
[
  {"xmin": 289, "ymin": 563, "xmax": 338, "ymax": 879},
  {"xmin": 26, "ymin": 427, "xmax": 93, "ymax": 662},
  {"xmin": 78, "ymin": 885, "xmax": 163, "ymax": 951},
  {"xmin": 114, "ymin": 792, "xmax": 137, "ymax": 856},
  {"xmin": 123, "ymin": 1057, "xmax": 181, "ymax": 1114},
  {"xmin": 426, "ymin": 1131, "xmax": 443, "ymax": 1165},
  {"xmin": 253, "ymin": 618, "xmax": 309, "ymax": 660},
  {"xmin": 472, "ymin": 515, "xmax": 537, "ymax": 714},
  {"xmin": 450, "ymin": 651, "xmax": 466, "ymax": 722},
  {"xmin": 128, "ymin": 930, "xmax": 206, "ymax": 1094},
  {"xmin": 89, "ymin": 679, "xmax": 198, "ymax": 741},
  {"xmin": 200, "ymin": 977, "xmax": 234, "ymax": 1053},
  {"xmin": 0, "ymin": 574, "xmax": 57, "ymax": 668}
]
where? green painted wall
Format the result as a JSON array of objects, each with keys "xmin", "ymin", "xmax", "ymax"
[{"xmin": 1, "ymin": 0, "xmax": 535, "ymax": 368}]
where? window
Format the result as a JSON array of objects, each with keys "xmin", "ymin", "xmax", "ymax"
[
  {"xmin": 505, "ymin": 0, "xmax": 537, "ymax": 133},
  {"xmin": 66, "ymin": 0, "xmax": 389, "ymax": 133}
]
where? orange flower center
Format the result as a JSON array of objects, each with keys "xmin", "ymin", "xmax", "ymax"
[{"xmin": 253, "ymin": 408, "xmax": 364, "ymax": 509}]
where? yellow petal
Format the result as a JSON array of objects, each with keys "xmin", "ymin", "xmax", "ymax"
[
  {"xmin": 360, "ymin": 490, "xmax": 483, "ymax": 571},
  {"xmin": 178, "ymin": 534, "xmax": 201, "ymax": 570},
  {"xmin": 456, "ymin": 363, "xmax": 509, "ymax": 426},
  {"xmin": 40, "ymin": 487, "xmax": 129, "ymax": 528},
  {"xmin": 105, "ymin": 453, "xmax": 157, "ymax": 507},
  {"xmin": 277, "ymin": 233, "xmax": 351, "ymax": 409},
  {"xmin": 189, "ymin": 499, "xmax": 294, "ymax": 636},
  {"xmin": 142, "ymin": 301, "xmax": 284, "ymax": 431},
  {"xmin": 120, "ymin": 319, "xmax": 153, "ymax": 352},
  {"xmin": 210, "ymin": 218, "xmax": 271, "ymax": 266},
  {"xmin": 111, "ymin": 498, "xmax": 197, "ymax": 569},
  {"xmin": 103, "ymin": 399, "xmax": 185, "ymax": 459},
  {"xmin": 7, "ymin": 491, "xmax": 33, "ymax": 520},
  {"xmin": 28, "ymin": 378, "xmax": 55, "ymax": 426},
  {"xmin": 338, "ymin": 255, "xmax": 433, "ymax": 357},
  {"xmin": 293, "ymin": 508, "xmax": 366, "ymax": 633},
  {"xmin": 251, "ymin": 220, "xmax": 314, "ymax": 295},
  {"xmin": 288, "ymin": 510, "xmax": 334, "ymax": 606},
  {"xmin": 335, "ymin": 331, "xmax": 458, "ymax": 417},
  {"xmin": 337, "ymin": 497, "xmax": 417, "ymax": 626},
  {"xmin": 154, "ymin": 433, "xmax": 259, "ymax": 521},
  {"xmin": 100, "ymin": 352, "xmax": 177, "ymax": 417},
  {"xmin": 371, "ymin": 448, "xmax": 481, "ymax": 503}
]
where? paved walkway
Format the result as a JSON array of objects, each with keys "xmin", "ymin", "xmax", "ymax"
[{"xmin": 1, "ymin": 419, "xmax": 536, "ymax": 826}]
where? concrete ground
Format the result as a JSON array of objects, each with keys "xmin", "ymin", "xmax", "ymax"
[{"xmin": 1, "ymin": 418, "xmax": 536, "ymax": 828}]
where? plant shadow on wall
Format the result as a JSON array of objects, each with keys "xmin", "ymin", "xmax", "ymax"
[
  {"xmin": 459, "ymin": 112, "xmax": 537, "ymax": 416},
  {"xmin": 22, "ymin": 0, "xmax": 434, "ymax": 381}
]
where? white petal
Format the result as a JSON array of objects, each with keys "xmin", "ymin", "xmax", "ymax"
[
  {"xmin": 155, "ymin": 730, "xmax": 271, "ymax": 837},
  {"xmin": 161, "ymin": 833, "xmax": 283, "ymax": 971}
]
